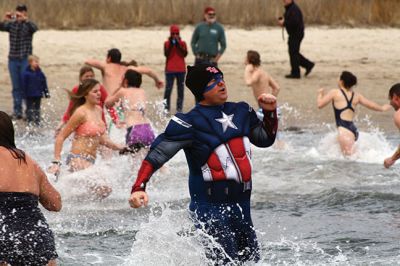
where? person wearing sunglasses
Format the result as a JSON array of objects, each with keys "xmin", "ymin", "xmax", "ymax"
[
  {"xmin": 129, "ymin": 64, "xmax": 278, "ymax": 263},
  {"xmin": 191, "ymin": 6, "xmax": 226, "ymax": 67}
]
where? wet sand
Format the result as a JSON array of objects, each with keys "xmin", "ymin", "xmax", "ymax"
[{"xmin": 0, "ymin": 27, "xmax": 399, "ymax": 132}]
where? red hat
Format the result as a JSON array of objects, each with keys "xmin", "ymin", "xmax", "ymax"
[
  {"xmin": 170, "ymin": 24, "xmax": 180, "ymax": 34},
  {"xmin": 204, "ymin": 6, "xmax": 215, "ymax": 14}
]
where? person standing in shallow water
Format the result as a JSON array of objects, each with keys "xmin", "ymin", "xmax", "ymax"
[
  {"xmin": 0, "ymin": 110, "xmax": 61, "ymax": 265},
  {"xmin": 48, "ymin": 79, "xmax": 125, "ymax": 199},
  {"xmin": 317, "ymin": 71, "xmax": 390, "ymax": 156},
  {"xmin": 128, "ymin": 64, "xmax": 278, "ymax": 263},
  {"xmin": 384, "ymin": 83, "xmax": 400, "ymax": 168}
]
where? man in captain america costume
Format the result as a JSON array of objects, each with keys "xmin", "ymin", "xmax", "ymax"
[{"xmin": 129, "ymin": 64, "xmax": 278, "ymax": 263}]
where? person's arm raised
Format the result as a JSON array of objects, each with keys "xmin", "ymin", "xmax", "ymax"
[
  {"xmin": 359, "ymin": 93, "xmax": 391, "ymax": 112},
  {"xmin": 317, "ymin": 88, "xmax": 335, "ymax": 109},
  {"xmin": 128, "ymin": 65, "xmax": 164, "ymax": 89},
  {"xmin": 84, "ymin": 59, "xmax": 106, "ymax": 71}
]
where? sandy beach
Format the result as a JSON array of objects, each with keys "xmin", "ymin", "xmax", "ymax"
[{"xmin": 1, "ymin": 27, "xmax": 399, "ymax": 132}]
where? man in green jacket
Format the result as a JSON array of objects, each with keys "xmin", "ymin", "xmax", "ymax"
[{"xmin": 191, "ymin": 6, "xmax": 227, "ymax": 67}]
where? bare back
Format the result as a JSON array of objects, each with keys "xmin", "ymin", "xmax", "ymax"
[
  {"xmin": 118, "ymin": 87, "xmax": 150, "ymax": 127},
  {"xmin": 0, "ymin": 148, "xmax": 40, "ymax": 194},
  {"xmin": 332, "ymin": 88, "xmax": 361, "ymax": 121},
  {"xmin": 245, "ymin": 65, "xmax": 280, "ymax": 104},
  {"xmin": 102, "ymin": 63, "xmax": 128, "ymax": 95}
]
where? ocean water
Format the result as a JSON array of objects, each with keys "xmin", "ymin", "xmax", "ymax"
[{"xmin": 14, "ymin": 103, "xmax": 400, "ymax": 266}]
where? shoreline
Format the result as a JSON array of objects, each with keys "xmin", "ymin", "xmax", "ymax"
[{"xmin": 1, "ymin": 27, "xmax": 399, "ymax": 133}]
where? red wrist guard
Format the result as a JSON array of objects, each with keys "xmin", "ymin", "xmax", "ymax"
[{"xmin": 131, "ymin": 160, "xmax": 154, "ymax": 194}]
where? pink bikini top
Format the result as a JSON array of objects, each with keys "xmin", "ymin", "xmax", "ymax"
[{"xmin": 75, "ymin": 121, "xmax": 106, "ymax": 137}]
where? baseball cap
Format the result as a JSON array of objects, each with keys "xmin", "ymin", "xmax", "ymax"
[
  {"xmin": 204, "ymin": 6, "xmax": 215, "ymax": 14},
  {"xmin": 170, "ymin": 25, "xmax": 180, "ymax": 34}
]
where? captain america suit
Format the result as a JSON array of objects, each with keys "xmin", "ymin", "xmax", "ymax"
[{"xmin": 131, "ymin": 101, "xmax": 277, "ymax": 262}]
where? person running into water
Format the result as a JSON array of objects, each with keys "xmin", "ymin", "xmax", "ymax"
[
  {"xmin": 129, "ymin": 64, "xmax": 278, "ymax": 263},
  {"xmin": 55, "ymin": 65, "xmax": 119, "ymax": 136},
  {"xmin": 85, "ymin": 48, "xmax": 164, "ymax": 95},
  {"xmin": 48, "ymin": 79, "xmax": 125, "ymax": 198},
  {"xmin": 384, "ymin": 83, "xmax": 400, "ymax": 168},
  {"xmin": 244, "ymin": 50, "xmax": 280, "ymax": 113},
  {"xmin": 317, "ymin": 71, "xmax": 390, "ymax": 156},
  {"xmin": 244, "ymin": 50, "xmax": 284, "ymax": 147},
  {"xmin": 105, "ymin": 69, "xmax": 156, "ymax": 157},
  {"xmin": 0, "ymin": 111, "xmax": 61, "ymax": 265}
]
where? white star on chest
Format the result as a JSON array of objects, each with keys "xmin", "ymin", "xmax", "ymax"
[{"xmin": 215, "ymin": 111, "xmax": 238, "ymax": 133}]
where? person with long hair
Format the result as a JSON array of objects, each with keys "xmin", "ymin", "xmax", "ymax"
[
  {"xmin": 54, "ymin": 65, "xmax": 119, "ymax": 136},
  {"xmin": 317, "ymin": 71, "xmax": 390, "ymax": 156},
  {"xmin": 0, "ymin": 110, "xmax": 61, "ymax": 265},
  {"xmin": 48, "ymin": 79, "xmax": 124, "ymax": 198}
]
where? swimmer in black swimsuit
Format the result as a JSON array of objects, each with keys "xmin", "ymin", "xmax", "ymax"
[
  {"xmin": 333, "ymin": 88, "xmax": 359, "ymax": 141},
  {"xmin": 317, "ymin": 71, "xmax": 390, "ymax": 156}
]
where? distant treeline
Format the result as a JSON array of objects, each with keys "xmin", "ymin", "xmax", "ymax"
[{"xmin": 0, "ymin": 0, "xmax": 399, "ymax": 29}]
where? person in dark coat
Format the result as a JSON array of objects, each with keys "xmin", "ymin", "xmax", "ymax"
[
  {"xmin": 21, "ymin": 55, "xmax": 49, "ymax": 126},
  {"xmin": 278, "ymin": 0, "xmax": 315, "ymax": 79}
]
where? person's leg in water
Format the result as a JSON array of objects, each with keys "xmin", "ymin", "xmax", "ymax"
[
  {"xmin": 66, "ymin": 154, "xmax": 112, "ymax": 199},
  {"xmin": 32, "ymin": 97, "xmax": 42, "ymax": 126},
  {"xmin": 25, "ymin": 97, "xmax": 35, "ymax": 124},
  {"xmin": 191, "ymin": 201, "xmax": 260, "ymax": 264},
  {"xmin": 338, "ymin": 127, "xmax": 356, "ymax": 156}
]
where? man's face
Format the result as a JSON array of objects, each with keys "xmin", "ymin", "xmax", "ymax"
[
  {"xmin": 202, "ymin": 77, "xmax": 228, "ymax": 105},
  {"xmin": 390, "ymin": 95, "xmax": 400, "ymax": 111},
  {"xmin": 15, "ymin": 11, "xmax": 26, "ymax": 21},
  {"xmin": 204, "ymin": 11, "xmax": 216, "ymax": 24}
]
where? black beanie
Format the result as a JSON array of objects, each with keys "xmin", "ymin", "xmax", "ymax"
[{"xmin": 185, "ymin": 64, "xmax": 223, "ymax": 101}]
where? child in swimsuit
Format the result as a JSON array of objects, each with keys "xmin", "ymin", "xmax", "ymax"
[{"xmin": 317, "ymin": 71, "xmax": 390, "ymax": 156}]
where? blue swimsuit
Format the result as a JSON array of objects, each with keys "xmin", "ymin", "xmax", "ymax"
[{"xmin": 333, "ymin": 89, "xmax": 359, "ymax": 141}]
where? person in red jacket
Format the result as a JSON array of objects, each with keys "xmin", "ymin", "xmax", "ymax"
[
  {"xmin": 163, "ymin": 25, "xmax": 187, "ymax": 113},
  {"xmin": 55, "ymin": 66, "xmax": 119, "ymax": 136}
]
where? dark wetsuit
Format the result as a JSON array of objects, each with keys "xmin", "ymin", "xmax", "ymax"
[
  {"xmin": 0, "ymin": 192, "xmax": 58, "ymax": 265},
  {"xmin": 333, "ymin": 89, "xmax": 359, "ymax": 141}
]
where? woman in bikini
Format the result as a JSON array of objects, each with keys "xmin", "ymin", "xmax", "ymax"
[
  {"xmin": 48, "ymin": 79, "xmax": 125, "ymax": 197},
  {"xmin": 317, "ymin": 71, "xmax": 390, "ymax": 156},
  {"xmin": 105, "ymin": 69, "xmax": 156, "ymax": 156}
]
